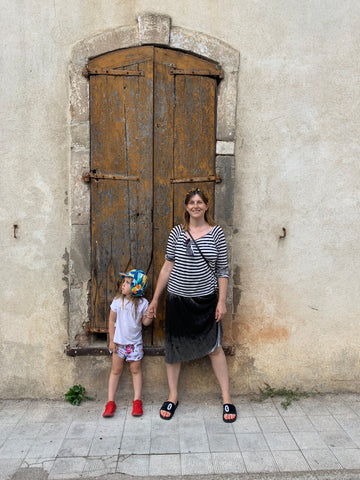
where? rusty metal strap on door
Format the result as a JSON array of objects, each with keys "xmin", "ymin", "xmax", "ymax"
[
  {"xmin": 83, "ymin": 171, "xmax": 139, "ymax": 183},
  {"xmin": 83, "ymin": 65, "xmax": 145, "ymax": 78},
  {"xmin": 169, "ymin": 67, "xmax": 224, "ymax": 79},
  {"xmin": 170, "ymin": 173, "xmax": 222, "ymax": 184}
]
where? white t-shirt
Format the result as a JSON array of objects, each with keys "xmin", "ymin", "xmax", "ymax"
[{"xmin": 110, "ymin": 296, "xmax": 149, "ymax": 345}]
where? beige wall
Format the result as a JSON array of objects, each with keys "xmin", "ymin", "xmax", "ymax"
[{"xmin": 1, "ymin": 1, "xmax": 359, "ymax": 399}]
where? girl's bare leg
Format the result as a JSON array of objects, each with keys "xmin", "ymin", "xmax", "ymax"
[
  {"xmin": 129, "ymin": 360, "xmax": 142, "ymax": 400},
  {"xmin": 108, "ymin": 353, "xmax": 124, "ymax": 402}
]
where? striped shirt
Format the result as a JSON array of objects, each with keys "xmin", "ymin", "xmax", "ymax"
[{"xmin": 165, "ymin": 225, "xmax": 229, "ymax": 297}]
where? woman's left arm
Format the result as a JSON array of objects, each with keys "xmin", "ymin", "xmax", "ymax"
[
  {"xmin": 215, "ymin": 277, "xmax": 228, "ymax": 322},
  {"xmin": 213, "ymin": 226, "xmax": 229, "ymax": 322}
]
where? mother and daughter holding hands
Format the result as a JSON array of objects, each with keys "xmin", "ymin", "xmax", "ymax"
[{"xmin": 102, "ymin": 188, "xmax": 237, "ymax": 423}]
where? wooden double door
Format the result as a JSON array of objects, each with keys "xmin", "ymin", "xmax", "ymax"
[{"xmin": 86, "ymin": 46, "xmax": 223, "ymax": 346}]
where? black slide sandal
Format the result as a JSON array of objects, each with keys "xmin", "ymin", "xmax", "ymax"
[
  {"xmin": 160, "ymin": 401, "xmax": 178, "ymax": 420},
  {"xmin": 223, "ymin": 403, "xmax": 237, "ymax": 423}
]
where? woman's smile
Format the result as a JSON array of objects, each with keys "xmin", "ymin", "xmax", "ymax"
[{"xmin": 185, "ymin": 194, "xmax": 208, "ymax": 217}]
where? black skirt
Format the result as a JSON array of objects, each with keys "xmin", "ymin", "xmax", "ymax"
[{"xmin": 165, "ymin": 292, "xmax": 223, "ymax": 364}]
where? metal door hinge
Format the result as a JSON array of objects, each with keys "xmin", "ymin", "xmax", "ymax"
[
  {"xmin": 83, "ymin": 65, "xmax": 145, "ymax": 78},
  {"xmin": 83, "ymin": 171, "xmax": 139, "ymax": 183},
  {"xmin": 170, "ymin": 173, "xmax": 222, "ymax": 184},
  {"xmin": 169, "ymin": 67, "xmax": 224, "ymax": 79}
]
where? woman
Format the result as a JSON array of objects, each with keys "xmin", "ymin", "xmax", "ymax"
[{"xmin": 147, "ymin": 188, "xmax": 236, "ymax": 422}]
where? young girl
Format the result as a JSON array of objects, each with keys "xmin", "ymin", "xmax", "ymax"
[{"xmin": 102, "ymin": 269, "xmax": 152, "ymax": 418}]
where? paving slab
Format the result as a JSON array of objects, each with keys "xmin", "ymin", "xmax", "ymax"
[
  {"xmin": 0, "ymin": 394, "xmax": 359, "ymax": 479},
  {"xmin": 242, "ymin": 450, "xmax": 278, "ymax": 473},
  {"xmin": 272, "ymin": 450, "xmax": 310, "ymax": 472},
  {"xmin": 236, "ymin": 432, "xmax": 269, "ymax": 451}
]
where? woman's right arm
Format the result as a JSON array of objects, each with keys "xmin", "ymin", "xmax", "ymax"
[{"xmin": 147, "ymin": 260, "xmax": 174, "ymax": 318}]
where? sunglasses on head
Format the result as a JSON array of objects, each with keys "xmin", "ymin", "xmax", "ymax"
[{"xmin": 186, "ymin": 187, "xmax": 201, "ymax": 196}]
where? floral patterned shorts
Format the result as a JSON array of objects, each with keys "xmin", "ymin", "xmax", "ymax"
[{"xmin": 115, "ymin": 342, "xmax": 144, "ymax": 362}]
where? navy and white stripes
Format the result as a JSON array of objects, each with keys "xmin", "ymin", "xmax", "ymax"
[{"xmin": 165, "ymin": 225, "xmax": 229, "ymax": 297}]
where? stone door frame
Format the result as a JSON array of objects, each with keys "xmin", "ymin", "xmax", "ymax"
[{"xmin": 68, "ymin": 14, "xmax": 240, "ymax": 349}]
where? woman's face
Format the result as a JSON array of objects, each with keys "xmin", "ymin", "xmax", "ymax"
[{"xmin": 185, "ymin": 194, "xmax": 209, "ymax": 220}]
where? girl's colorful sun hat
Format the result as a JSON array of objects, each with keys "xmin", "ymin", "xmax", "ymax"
[{"xmin": 119, "ymin": 269, "xmax": 148, "ymax": 297}]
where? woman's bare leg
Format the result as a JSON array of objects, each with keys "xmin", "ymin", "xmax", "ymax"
[
  {"xmin": 160, "ymin": 362, "xmax": 181, "ymax": 418},
  {"xmin": 209, "ymin": 346, "xmax": 236, "ymax": 421}
]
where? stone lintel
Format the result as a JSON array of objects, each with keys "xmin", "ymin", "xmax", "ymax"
[
  {"xmin": 138, "ymin": 14, "xmax": 171, "ymax": 45},
  {"xmin": 72, "ymin": 26, "xmax": 139, "ymax": 67},
  {"xmin": 170, "ymin": 26, "xmax": 239, "ymax": 72}
]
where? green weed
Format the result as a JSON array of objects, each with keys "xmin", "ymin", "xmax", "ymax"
[
  {"xmin": 65, "ymin": 384, "xmax": 93, "ymax": 406},
  {"xmin": 254, "ymin": 383, "xmax": 317, "ymax": 409}
]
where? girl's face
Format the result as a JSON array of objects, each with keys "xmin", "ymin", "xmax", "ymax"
[
  {"xmin": 185, "ymin": 194, "xmax": 208, "ymax": 219},
  {"xmin": 121, "ymin": 277, "xmax": 132, "ymax": 296}
]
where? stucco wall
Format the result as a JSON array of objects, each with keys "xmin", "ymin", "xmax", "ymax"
[{"xmin": 0, "ymin": 0, "xmax": 359, "ymax": 399}]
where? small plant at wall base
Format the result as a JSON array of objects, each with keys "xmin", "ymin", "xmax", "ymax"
[
  {"xmin": 254, "ymin": 383, "xmax": 318, "ymax": 410},
  {"xmin": 65, "ymin": 384, "xmax": 94, "ymax": 406}
]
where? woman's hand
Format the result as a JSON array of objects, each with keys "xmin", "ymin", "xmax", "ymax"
[
  {"xmin": 146, "ymin": 300, "xmax": 158, "ymax": 319},
  {"xmin": 109, "ymin": 341, "xmax": 115, "ymax": 353},
  {"xmin": 146, "ymin": 260, "xmax": 174, "ymax": 320},
  {"xmin": 215, "ymin": 299, "xmax": 227, "ymax": 322}
]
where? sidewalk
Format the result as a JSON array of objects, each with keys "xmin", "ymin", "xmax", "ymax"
[{"xmin": 1, "ymin": 393, "xmax": 360, "ymax": 479}]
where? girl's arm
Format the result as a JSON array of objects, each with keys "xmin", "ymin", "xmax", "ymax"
[
  {"xmin": 215, "ymin": 277, "xmax": 228, "ymax": 322},
  {"xmin": 142, "ymin": 312, "xmax": 153, "ymax": 327},
  {"xmin": 108, "ymin": 309, "xmax": 117, "ymax": 352},
  {"xmin": 147, "ymin": 260, "xmax": 174, "ymax": 318}
]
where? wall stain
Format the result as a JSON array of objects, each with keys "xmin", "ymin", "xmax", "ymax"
[
  {"xmin": 233, "ymin": 286, "xmax": 242, "ymax": 314},
  {"xmin": 233, "ymin": 264, "xmax": 241, "ymax": 284},
  {"xmin": 241, "ymin": 320, "xmax": 290, "ymax": 346},
  {"xmin": 62, "ymin": 248, "xmax": 70, "ymax": 306}
]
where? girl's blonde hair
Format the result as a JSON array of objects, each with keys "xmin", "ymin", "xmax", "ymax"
[{"xmin": 183, "ymin": 187, "xmax": 216, "ymax": 231}]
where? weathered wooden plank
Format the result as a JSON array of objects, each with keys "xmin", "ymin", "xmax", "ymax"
[
  {"xmin": 90, "ymin": 74, "xmax": 128, "ymax": 330},
  {"xmin": 89, "ymin": 51, "xmax": 153, "ymax": 331},
  {"xmin": 66, "ymin": 344, "xmax": 235, "ymax": 357},
  {"xmin": 106, "ymin": 258, "xmax": 117, "ymax": 310},
  {"xmin": 152, "ymin": 48, "xmax": 177, "ymax": 345},
  {"xmin": 88, "ymin": 46, "xmax": 154, "ymax": 71},
  {"xmin": 173, "ymin": 73, "xmax": 217, "ymax": 225},
  {"xmin": 122, "ymin": 55, "xmax": 154, "ymax": 345},
  {"xmin": 123, "ymin": 57, "xmax": 153, "ymax": 274}
]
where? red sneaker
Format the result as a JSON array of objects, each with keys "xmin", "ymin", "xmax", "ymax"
[
  {"xmin": 102, "ymin": 401, "xmax": 116, "ymax": 417},
  {"xmin": 132, "ymin": 399, "xmax": 143, "ymax": 416}
]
